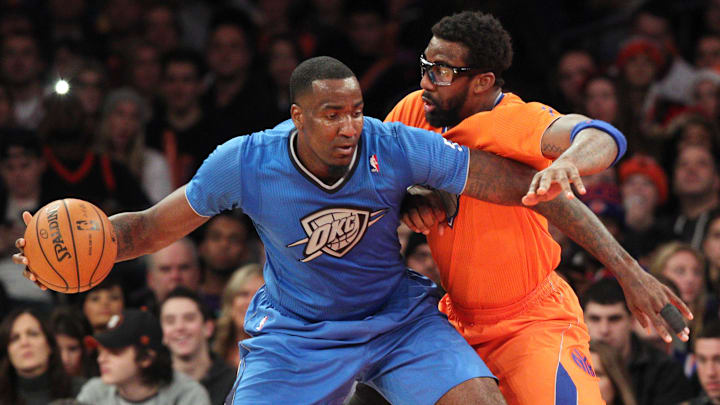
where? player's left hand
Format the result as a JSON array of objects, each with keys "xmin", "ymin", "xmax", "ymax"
[
  {"xmin": 619, "ymin": 269, "xmax": 692, "ymax": 343},
  {"xmin": 522, "ymin": 160, "xmax": 586, "ymax": 206},
  {"xmin": 401, "ymin": 193, "xmax": 447, "ymax": 235}
]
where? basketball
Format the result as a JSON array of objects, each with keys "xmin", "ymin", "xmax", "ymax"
[{"xmin": 23, "ymin": 198, "xmax": 117, "ymax": 293}]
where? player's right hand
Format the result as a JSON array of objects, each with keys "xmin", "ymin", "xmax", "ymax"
[{"xmin": 11, "ymin": 211, "xmax": 47, "ymax": 291}]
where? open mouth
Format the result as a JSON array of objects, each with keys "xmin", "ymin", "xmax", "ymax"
[{"xmin": 422, "ymin": 95, "xmax": 437, "ymax": 113}]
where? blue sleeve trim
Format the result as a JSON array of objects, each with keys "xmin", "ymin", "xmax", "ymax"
[{"xmin": 569, "ymin": 119, "xmax": 627, "ymax": 166}]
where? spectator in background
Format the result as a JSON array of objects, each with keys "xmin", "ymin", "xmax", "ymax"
[
  {"xmin": 1, "ymin": 32, "xmax": 46, "ymax": 129},
  {"xmin": 582, "ymin": 75, "xmax": 638, "ymax": 154},
  {"xmin": 668, "ymin": 144, "xmax": 720, "ymax": 249},
  {"xmin": 590, "ymin": 340, "xmax": 638, "ymax": 405},
  {"xmin": 212, "ymin": 263, "xmax": 264, "ymax": 368},
  {"xmin": 203, "ymin": 9, "xmax": 276, "ymax": 142},
  {"xmin": 199, "ymin": 213, "xmax": 255, "ymax": 314},
  {"xmin": 690, "ymin": 70, "xmax": 720, "ymax": 122},
  {"xmin": 695, "ymin": 34, "xmax": 720, "ymax": 70},
  {"xmin": 0, "ymin": 308, "xmax": 82, "ymax": 405},
  {"xmin": 582, "ymin": 278, "xmax": 694, "ymax": 405},
  {"xmin": 685, "ymin": 320, "xmax": 720, "ymax": 405},
  {"xmin": 143, "ymin": 3, "xmax": 181, "ymax": 56},
  {"xmin": 95, "ymin": 87, "xmax": 172, "ymax": 203},
  {"xmin": 49, "ymin": 307, "xmax": 97, "ymax": 378},
  {"xmin": 39, "ymin": 93, "xmax": 150, "ymax": 215},
  {"xmin": 264, "ymin": 33, "xmax": 301, "ymax": 123},
  {"xmin": 650, "ymin": 242, "xmax": 715, "ymax": 343},
  {"xmin": 666, "ymin": 114, "xmax": 720, "ymax": 156},
  {"xmin": 78, "ymin": 309, "xmax": 211, "ymax": 405},
  {"xmin": 404, "ymin": 232, "xmax": 441, "ymax": 286},
  {"xmin": 80, "ymin": 274, "xmax": 125, "ymax": 334},
  {"xmin": 0, "ymin": 82, "xmax": 14, "ymax": 127},
  {"xmin": 130, "ymin": 238, "xmax": 202, "ymax": 314},
  {"xmin": 125, "ymin": 42, "xmax": 162, "ymax": 111},
  {"xmin": 72, "ymin": 60, "xmax": 107, "ymax": 136},
  {"xmin": 553, "ymin": 49, "xmax": 596, "ymax": 113},
  {"xmin": 159, "ymin": 287, "xmax": 236, "ymax": 405},
  {"xmin": 0, "ymin": 130, "xmax": 53, "ymax": 310},
  {"xmin": 618, "ymin": 154, "xmax": 671, "ymax": 266},
  {"xmin": 146, "ymin": 49, "xmax": 215, "ymax": 188},
  {"xmin": 703, "ymin": 212, "xmax": 720, "ymax": 296}
]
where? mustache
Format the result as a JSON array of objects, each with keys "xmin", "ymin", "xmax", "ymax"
[{"xmin": 421, "ymin": 91, "xmax": 439, "ymax": 106}]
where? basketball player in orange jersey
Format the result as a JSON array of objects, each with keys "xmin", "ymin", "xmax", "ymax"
[{"xmin": 385, "ymin": 11, "xmax": 691, "ymax": 405}]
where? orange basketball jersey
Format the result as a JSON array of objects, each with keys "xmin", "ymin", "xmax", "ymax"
[{"xmin": 386, "ymin": 90, "xmax": 563, "ymax": 309}]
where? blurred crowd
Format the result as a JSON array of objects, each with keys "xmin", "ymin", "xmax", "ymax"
[{"xmin": 3, "ymin": 0, "xmax": 720, "ymax": 404}]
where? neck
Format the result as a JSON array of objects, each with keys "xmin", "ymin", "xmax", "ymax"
[
  {"xmin": 624, "ymin": 212, "xmax": 654, "ymax": 231},
  {"xmin": 470, "ymin": 88, "xmax": 502, "ymax": 115},
  {"xmin": 215, "ymin": 73, "xmax": 247, "ymax": 107},
  {"xmin": 17, "ymin": 364, "xmax": 48, "ymax": 379},
  {"xmin": 11, "ymin": 82, "xmax": 41, "ymax": 103},
  {"xmin": 11, "ymin": 190, "xmax": 40, "ymax": 203},
  {"xmin": 680, "ymin": 193, "xmax": 719, "ymax": 218},
  {"xmin": 117, "ymin": 379, "xmax": 159, "ymax": 402},
  {"xmin": 167, "ymin": 105, "xmax": 202, "ymax": 131},
  {"xmin": 173, "ymin": 347, "xmax": 211, "ymax": 381},
  {"xmin": 203, "ymin": 270, "xmax": 230, "ymax": 296}
]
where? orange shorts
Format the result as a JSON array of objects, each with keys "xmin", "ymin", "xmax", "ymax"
[{"xmin": 440, "ymin": 272, "xmax": 605, "ymax": 405}]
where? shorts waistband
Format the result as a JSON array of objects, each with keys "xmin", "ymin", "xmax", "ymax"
[{"xmin": 447, "ymin": 271, "xmax": 563, "ymax": 324}]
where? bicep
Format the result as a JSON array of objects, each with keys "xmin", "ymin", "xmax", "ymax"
[
  {"xmin": 147, "ymin": 185, "xmax": 209, "ymax": 241},
  {"xmin": 540, "ymin": 114, "xmax": 589, "ymax": 159}
]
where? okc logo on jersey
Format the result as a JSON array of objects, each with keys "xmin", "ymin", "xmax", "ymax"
[{"xmin": 287, "ymin": 207, "xmax": 387, "ymax": 262}]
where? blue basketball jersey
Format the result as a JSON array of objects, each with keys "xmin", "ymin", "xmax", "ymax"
[{"xmin": 186, "ymin": 117, "xmax": 469, "ymax": 321}]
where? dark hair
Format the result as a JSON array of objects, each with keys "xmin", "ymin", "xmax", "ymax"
[
  {"xmin": 697, "ymin": 320, "xmax": 720, "ymax": 341},
  {"xmin": 580, "ymin": 278, "xmax": 630, "ymax": 314},
  {"xmin": 134, "ymin": 343, "xmax": 173, "ymax": 387},
  {"xmin": 202, "ymin": 211, "xmax": 252, "ymax": 242},
  {"xmin": 289, "ymin": 56, "xmax": 355, "ymax": 104},
  {"xmin": 209, "ymin": 7, "xmax": 257, "ymax": 48},
  {"xmin": 431, "ymin": 11, "xmax": 512, "ymax": 88},
  {"xmin": 161, "ymin": 286, "xmax": 211, "ymax": 322},
  {"xmin": 162, "ymin": 48, "xmax": 205, "ymax": 79},
  {"xmin": 0, "ymin": 128, "xmax": 42, "ymax": 159},
  {"xmin": 77, "ymin": 272, "xmax": 126, "ymax": 309},
  {"xmin": 49, "ymin": 307, "xmax": 97, "ymax": 378},
  {"xmin": 0, "ymin": 308, "xmax": 74, "ymax": 404}
]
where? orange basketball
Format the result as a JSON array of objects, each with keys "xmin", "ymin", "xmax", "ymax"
[{"xmin": 23, "ymin": 198, "xmax": 117, "ymax": 293}]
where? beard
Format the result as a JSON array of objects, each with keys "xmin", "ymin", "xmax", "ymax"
[{"xmin": 423, "ymin": 88, "xmax": 469, "ymax": 128}]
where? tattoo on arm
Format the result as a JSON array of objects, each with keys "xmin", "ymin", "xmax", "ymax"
[
  {"xmin": 462, "ymin": 149, "xmax": 535, "ymax": 205},
  {"xmin": 542, "ymin": 142, "xmax": 564, "ymax": 157},
  {"xmin": 110, "ymin": 212, "xmax": 150, "ymax": 262}
]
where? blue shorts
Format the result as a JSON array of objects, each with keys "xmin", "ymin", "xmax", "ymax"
[{"xmin": 227, "ymin": 271, "xmax": 495, "ymax": 405}]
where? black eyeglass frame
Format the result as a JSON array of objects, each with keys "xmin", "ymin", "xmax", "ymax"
[{"xmin": 419, "ymin": 54, "xmax": 485, "ymax": 86}]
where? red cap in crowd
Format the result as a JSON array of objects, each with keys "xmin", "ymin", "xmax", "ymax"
[{"xmin": 618, "ymin": 155, "xmax": 669, "ymax": 204}]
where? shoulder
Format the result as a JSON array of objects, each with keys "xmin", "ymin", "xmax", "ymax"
[{"xmin": 77, "ymin": 377, "xmax": 113, "ymax": 399}]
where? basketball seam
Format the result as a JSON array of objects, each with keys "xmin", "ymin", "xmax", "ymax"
[
  {"xmin": 34, "ymin": 205, "xmax": 69, "ymax": 291},
  {"xmin": 62, "ymin": 199, "xmax": 82, "ymax": 294},
  {"xmin": 88, "ymin": 204, "xmax": 107, "ymax": 286}
]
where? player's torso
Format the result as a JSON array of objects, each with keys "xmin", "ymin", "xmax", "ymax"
[
  {"xmin": 387, "ymin": 91, "xmax": 561, "ymax": 309},
  {"xmin": 240, "ymin": 120, "xmax": 412, "ymax": 321}
]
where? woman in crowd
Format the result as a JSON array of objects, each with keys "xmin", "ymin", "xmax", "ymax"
[
  {"xmin": 212, "ymin": 263, "xmax": 264, "ymax": 367},
  {"xmin": 95, "ymin": 87, "xmax": 172, "ymax": 203},
  {"xmin": 590, "ymin": 340, "xmax": 637, "ymax": 405},
  {"xmin": 0, "ymin": 308, "xmax": 81, "ymax": 404},
  {"xmin": 79, "ymin": 274, "xmax": 125, "ymax": 334},
  {"xmin": 49, "ymin": 306, "xmax": 98, "ymax": 378}
]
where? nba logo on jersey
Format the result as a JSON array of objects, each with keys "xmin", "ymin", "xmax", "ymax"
[
  {"xmin": 370, "ymin": 154, "xmax": 380, "ymax": 173},
  {"xmin": 255, "ymin": 315, "xmax": 269, "ymax": 331}
]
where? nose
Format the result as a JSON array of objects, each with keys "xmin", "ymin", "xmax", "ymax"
[
  {"xmin": 338, "ymin": 116, "xmax": 358, "ymax": 138},
  {"xmin": 420, "ymin": 70, "xmax": 436, "ymax": 91}
]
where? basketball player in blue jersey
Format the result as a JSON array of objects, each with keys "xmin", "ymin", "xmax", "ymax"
[{"xmin": 13, "ymin": 56, "xmax": 631, "ymax": 404}]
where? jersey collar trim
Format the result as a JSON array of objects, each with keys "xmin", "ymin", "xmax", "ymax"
[{"xmin": 288, "ymin": 130, "xmax": 361, "ymax": 194}]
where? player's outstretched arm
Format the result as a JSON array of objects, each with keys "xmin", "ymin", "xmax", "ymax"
[
  {"xmin": 531, "ymin": 196, "xmax": 693, "ymax": 343},
  {"xmin": 110, "ymin": 185, "xmax": 209, "ymax": 261},
  {"xmin": 523, "ymin": 114, "xmax": 626, "ymax": 205}
]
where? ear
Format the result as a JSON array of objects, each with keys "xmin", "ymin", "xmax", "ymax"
[
  {"xmin": 472, "ymin": 72, "xmax": 496, "ymax": 94},
  {"xmin": 290, "ymin": 104, "xmax": 304, "ymax": 130},
  {"xmin": 139, "ymin": 349, "xmax": 156, "ymax": 368},
  {"xmin": 203, "ymin": 319, "xmax": 215, "ymax": 339}
]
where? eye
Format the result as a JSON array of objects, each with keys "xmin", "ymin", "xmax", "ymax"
[
  {"xmin": 352, "ymin": 111, "xmax": 363, "ymax": 118},
  {"xmin": 327, "ymin": 113, "xmax": 338, "ymax": 120}
]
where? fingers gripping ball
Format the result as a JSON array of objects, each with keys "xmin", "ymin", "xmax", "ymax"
[{"xmin": 23, "ymin": 199, "xmax": 117, "ymax": 293}]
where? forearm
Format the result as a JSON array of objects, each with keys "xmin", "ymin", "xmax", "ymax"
[
  {"xmin": 462, "ymin": 149, "xmax": 537, "ymax": 205},
  {"xmin": 553, "ymin": 130, "xmax": 618, "ymax": 175},
  {"xmin": 110, "ymin": 211, "xmax": 156, "ymax": 261},
  {"xmin": 532, "ymin": 196, "xmax": 641, "ymax": 283}
]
